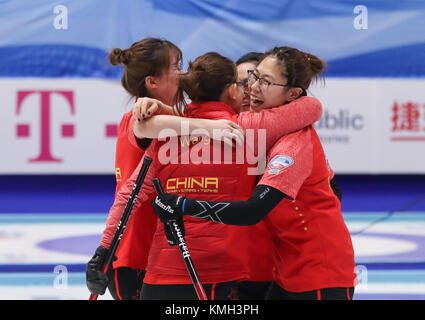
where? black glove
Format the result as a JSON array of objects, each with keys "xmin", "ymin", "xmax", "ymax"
[
  {"xmin": 151, "ymin": 193, "xmax": 185, "ymax": 246},
  {"xmin": 151, "ymin": 193, "xmax": 185, "ymax": 224},
  {"xmin": 86, "ymin": 246, "xmax": 109, "ymax": 295}
]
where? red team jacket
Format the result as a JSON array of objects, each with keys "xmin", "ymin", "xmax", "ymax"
[
  {"xmin": 236, "ymin": 97, "xmax": 323, "ymax": 283},
  {"xmin": 102, "ymin": 98, "xmax": 323, "ymax": 284},
  {"xmin": 258, "ymin": 126, "xmax": 356, "ymax": 292},
  {"xmin": 111, "ymin": 111, "xmax": 157, "ymax": 270},
  {"xmin": 114, "ymin": 111, "xmax": 144, "ymax": 193},
  {"xmin": 106, "ymin": 101, "xmax": 259, "ymax": 284}
]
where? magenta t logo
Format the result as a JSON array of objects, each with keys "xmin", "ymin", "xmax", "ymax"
[{"xmin": 16, "ymin": 90, "xmax": 75, "ymax": 162}]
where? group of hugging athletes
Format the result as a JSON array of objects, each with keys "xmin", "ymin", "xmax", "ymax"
[{"xmin": 86, "ymin": 37, "xmax": 356, "ymax": 301}]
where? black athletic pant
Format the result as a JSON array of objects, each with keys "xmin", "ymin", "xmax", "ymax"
[
  {"xmin": 140, "ymin": 281, "xmax": 239, "ymax": 300},
  {"xmin": 238, "ymin": 281, "xmax": 272, "ymax": 300},
  {"xmin": 266, "ymin": 282, "xmax": 354, "ymax": 300},
  {"xmin": 107, "ymin": 267, "xmax": 145, "ymax": 300}
]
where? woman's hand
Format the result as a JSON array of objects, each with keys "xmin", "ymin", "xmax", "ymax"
[
  {"xmin": 203, "ymin": 119, "xmax": 245, "ymax": 147},
  {"xmin": 133, "ymin": 97, "xmax": 165, "ymax": 121}
]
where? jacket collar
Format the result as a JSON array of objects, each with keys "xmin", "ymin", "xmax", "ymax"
[{"xmin": 185, "ymin": 101, "xmax": 237, "ymax": 120}]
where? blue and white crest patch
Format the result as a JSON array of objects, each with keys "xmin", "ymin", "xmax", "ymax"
[{"xmin": 267, "ymin": 155, "xmax": 294, "ymax": 174}]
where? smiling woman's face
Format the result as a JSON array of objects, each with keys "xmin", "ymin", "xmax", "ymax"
[{"xmin": 249, "ymin": 56, "xmax": 294, "ymax": 112}]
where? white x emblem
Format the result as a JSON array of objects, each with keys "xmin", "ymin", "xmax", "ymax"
[{"xmin": 192, "ymin": 201, "xmax": 231, "ymax": 224}]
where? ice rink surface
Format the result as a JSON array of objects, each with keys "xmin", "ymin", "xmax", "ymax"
[
  {"xmin": 0, "ymin": 175, "xmax": 424, "ymax": 300},
  {"xmin": 0, "ymin": 212, "xmax": 424, "ymax": 300}
]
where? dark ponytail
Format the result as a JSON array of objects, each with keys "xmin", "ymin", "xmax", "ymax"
[
  {"xmin": 305, "ymin": 52, "xmax": 326, "ymax": 81},
  {"xmin": 108, "ymin": 38, "xmax": 182, "ymax": 98},
  {"xmin": 175, "ymin": 52, "xmax": 237, "ymax": 113},
  {"xmin": 109, "ymin": 48, "xmax": 132, "ymax": 66},
  {"xmin": 262, "ymin": 47, "xmax": 326, "ymax": 90}
]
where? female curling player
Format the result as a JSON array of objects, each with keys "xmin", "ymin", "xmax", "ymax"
[
  {"xmin": 152, "ymin": 47, "xmax": 356, "ymax": 300},
  {"xmin": 95, "ymin": 51, "xmax": 323, "ymax": 300},
  {"xmin": 86, "ymin": 37, "xmax": 183, "ymax": 300}
]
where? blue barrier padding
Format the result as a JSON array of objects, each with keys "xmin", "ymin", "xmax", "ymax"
[{"xmin": 0, "ymin": 174, "xmax": 424, "ymax": 213}]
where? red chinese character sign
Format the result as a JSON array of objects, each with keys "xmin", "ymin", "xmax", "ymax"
[{"xmin": 391, "ymin": 101, "xmax": 425, "ymax": 141}]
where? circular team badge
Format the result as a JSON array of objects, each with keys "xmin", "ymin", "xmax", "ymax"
[{"xmin": 267, "ymin": 155, "xmax": 294, "ymax": 174}]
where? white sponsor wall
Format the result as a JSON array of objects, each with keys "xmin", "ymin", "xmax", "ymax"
[
  {"xmin": 310, "ymin": 79, "xmax": 425, "ymax": 173},
  {"xmin": 0, "ymin": 79, "xmax": 129, "ymax": 174},
  {"xmin": 1, "ymin": 78, "xmax": 424, "ymax": 174}
]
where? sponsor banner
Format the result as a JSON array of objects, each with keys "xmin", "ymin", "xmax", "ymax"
[
  {"xmin": 1, "ymin": 78, "xmax": 425, "ymax": 174},
  {"xmin": 310, "ymin": 78, "xmax": 425, "ymax": 174},
  {"xmin": 0, "ymin": 79, "xmax": 131, "ymax": 174}
]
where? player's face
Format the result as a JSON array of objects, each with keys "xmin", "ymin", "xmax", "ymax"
[
  {"xmin": 153, "ymin": 53, "xmax": 183, "ymax": 106},
  {"xmin": 236, "ymin": 62, "xmax": 257, "ymax": 112},
  {"xmin": 248, "ymin": 56, "xmax": 293, "ymax": 112}
]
